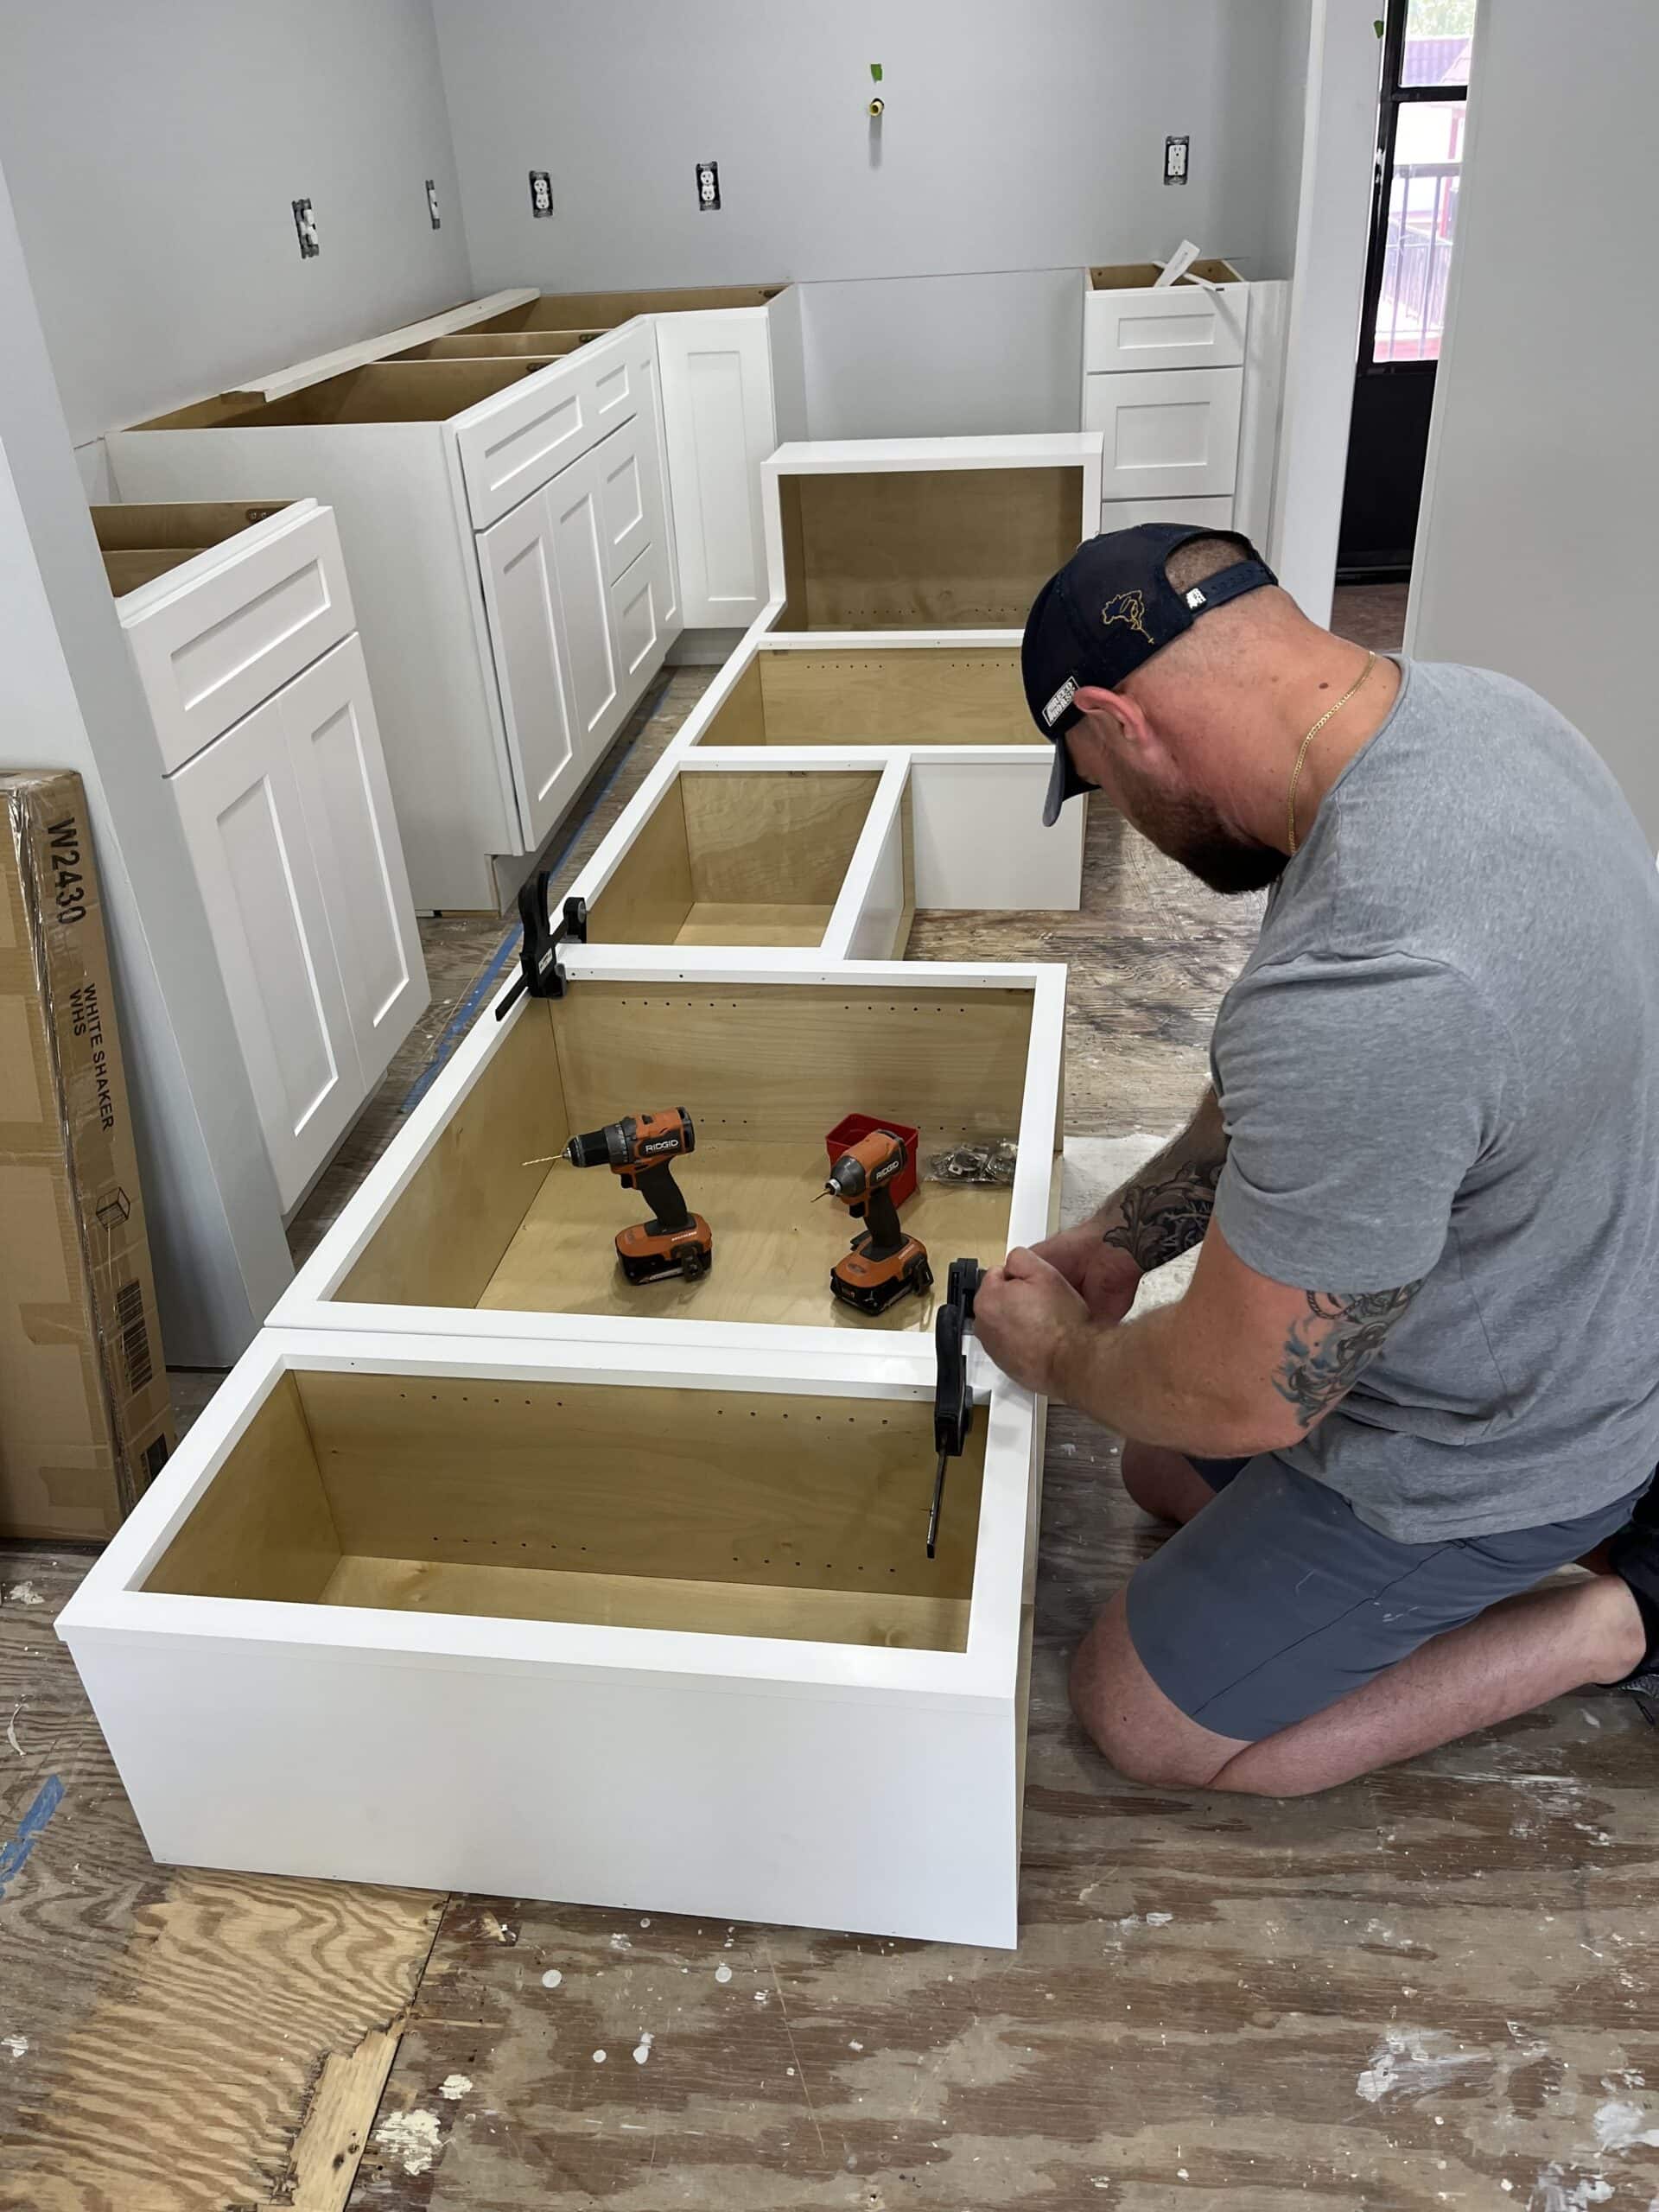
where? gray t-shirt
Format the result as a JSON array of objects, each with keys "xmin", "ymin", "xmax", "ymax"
[{"xmin": 1211, "ymin": 658, "xmax": 1659, "ymax": 1541}]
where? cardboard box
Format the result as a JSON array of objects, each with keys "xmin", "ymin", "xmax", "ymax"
[{"xmin": 1, "ymin": 770, "xmax": 174, "ymax": 1541}]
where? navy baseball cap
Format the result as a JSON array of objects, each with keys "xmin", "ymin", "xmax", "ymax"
[{"xmin": 1022, "ymin": 524, "xmax": 1277, "ymax": 825}]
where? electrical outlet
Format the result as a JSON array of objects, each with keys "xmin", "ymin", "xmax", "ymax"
[
  {"xmin": 696, "ymin": 160, "xmax": 721, "ymax": 212},
  {"xmin": 1164, "ymin": 135, "xmax": 1190, "ymax": 186},
  {"xmin": 529, "ymin": 169, "xmax": 554, "ymax": 219},
  {"xmin": 292, "ymin": 197, "xmax": 319, "ymax": 258},
  {"xmin": 426, "ymin": 178, "xmax": 442, "ymax": 229}
]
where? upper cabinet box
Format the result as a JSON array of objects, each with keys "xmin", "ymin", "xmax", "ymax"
[
  {"xmin": 763, "ymin": 435, "xmax": 1103, "ymax": 631},
  {"xmin": 1084, "ymin": 259, "xmax": 1249, "ymax": 374}
]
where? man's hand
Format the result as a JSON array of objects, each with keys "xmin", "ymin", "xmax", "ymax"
[
  {"xmin": 975, "ymin": 1247, "xmax": 1093, "ymax": 1395},
  {"xmin": 1027, "ymin": 1220, "xmax": 1144, "ymax": 1325}
]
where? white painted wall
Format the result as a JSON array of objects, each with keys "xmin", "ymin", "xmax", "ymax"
[
  {"xmin": 435, "ymin": 0, "xmax": 1304, "ymax": 292},
  {"xmin": 0, "ymin": 158, "xmax": 293, "ymax": 1367},
  {"xmin": 0, "ymin": 0, "xmax": 474, "ymax": 442},
  {"xmin": 1408, "ymin": 0, "xmax": 1659, "ymax": 844},
  {"xmin": 1268, "ymin": 0, "xmax": 1381, "ymax": 620},
  {"xmin": 799, "ymin": 271, "xmax": 1084, "ymax": 440}
]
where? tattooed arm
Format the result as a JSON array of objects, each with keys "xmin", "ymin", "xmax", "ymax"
[
  {"xmin": 1031, "ymin": 1087, "xmax": 1229, "ymax": 1322},
  {"xmin": 978, "ymin": 1213, "xmax": 1425, "ymax": 1459}
]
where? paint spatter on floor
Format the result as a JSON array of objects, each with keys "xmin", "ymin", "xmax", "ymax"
[
  {"xmin": 1355, "ymin": 2026, "xmax": 1482, "ymax": 2103},
  {"xmin": 1592, "ymin": 2099, "xmax": 1659, "ymax": 2153},
  {"xmin": 3, "ymin": 1583, "xmax": 44, "ymax": 1606},
  {"xmin": 541, "ymin": 1968, "xmax": 563, "ymax": 1989},
  {"xmin": 1144, "ymin": 1911, "xmax": 1173, "ymax": 1928},
  {"xmin": 480, "ymin": 1912, "xmax": 515, "ymax": 1944},
  {"xmin": 714, "ymin": 1964, "xmax": 733, "ymax": 1985},
  {"xmin": 2, "ymin": 2033, "xmax": 27, "ymax": 2059},
  {"xmin": 1529, "ymin": 2167, "xmax": 1613, "ymax": 2211},
  {"xmin": 376, "ymin": 2108, "xmax": 443, "ymax": 2177},
  {"xmin": 610, "ymin": 1933, "xmax": 632, "ymax": 1953},
  {"xmin": 632, "ymin": 2032, "xmax": 654, "ymax": 2066},
  {"xmin": 438, "ymin": 2073, "xmax": 472, "ymax": 2101},
  {"xmin": 592, "ymin": 2050, "xmax": 607, "ymax": 2064}
]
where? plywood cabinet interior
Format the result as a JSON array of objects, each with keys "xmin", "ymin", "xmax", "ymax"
[{"xmin": 58, "ymin": 1326, "xmax": 1038, "ymax": 1944}]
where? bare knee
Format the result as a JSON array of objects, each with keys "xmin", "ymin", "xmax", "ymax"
[{"xmin": 1068, "ymin": 1599, "xmax": 1236, "ymax": 1789}]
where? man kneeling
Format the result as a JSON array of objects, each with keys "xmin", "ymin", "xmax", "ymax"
[{"xmin": 973, "ymin": 524, "xmax": 1659, "ymax": 1796}]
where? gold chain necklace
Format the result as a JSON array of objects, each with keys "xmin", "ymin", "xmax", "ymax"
[{"xmin": 1287, "ymin": 652, "xmax": 1377, "ymax": 855}]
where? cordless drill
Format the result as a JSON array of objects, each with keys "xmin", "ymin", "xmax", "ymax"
[
  {"xmin": 823, "ymin": 1128, "xmax": 932, "ymax": 1316},
  {"xmin": 561, "ymin": 1109, "xmax": 713, "ymax": 1285}
]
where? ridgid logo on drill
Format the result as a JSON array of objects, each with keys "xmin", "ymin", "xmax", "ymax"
[{"xmin": 1102, "ymin": 589, "xmax": 1153, "ymax": 645}]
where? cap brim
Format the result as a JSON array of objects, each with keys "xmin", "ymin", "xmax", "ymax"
[{"xmin": 1042, "ymin": 742, "xmax": 1068, "ymax": 828}]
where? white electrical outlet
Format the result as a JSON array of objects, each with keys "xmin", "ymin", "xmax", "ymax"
[
  {"xmin": 529, "ymin": 170, "xmax": 554, "ymax": 219},
  {"xmin": 1165, "ymin": 135, "xmax": 1190, "ymax": 186},
  {"xmin": 426, "ymin": 178, "xmax": 442, "ymax": 229},
  {"xmin": 696, "ymin": 160, "xmax": 721, "ymax": 212}
]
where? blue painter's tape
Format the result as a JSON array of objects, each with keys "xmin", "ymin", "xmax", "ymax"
[{"xmin": 0, "ymin": 1773, "xmax": 64, "ymax": 1899}]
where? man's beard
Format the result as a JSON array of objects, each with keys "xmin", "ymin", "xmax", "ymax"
[{"xmin": 1114, "ymin": 763, "xmax": 1287, "ymax": 895}]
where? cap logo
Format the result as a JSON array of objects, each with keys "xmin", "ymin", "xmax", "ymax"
[
  {"xmin": 1042, "ymin": 675, "xmax": 1077, "ymax": 728},
  {"xmin": 1102, "ymin": 589, "xmax": 1152, "ymax": 644},
  {"xmin": 1185, "ymin": 587, "xmax": 1207, "ymax": 609}
]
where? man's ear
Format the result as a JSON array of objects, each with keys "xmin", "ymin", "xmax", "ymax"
[{"xmin": 1073, "ymin": 683, "xmax": 1151, "ymax": 748}]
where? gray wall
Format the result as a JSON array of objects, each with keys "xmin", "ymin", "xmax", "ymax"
[
  {"xmin": 0, "ymin": 0, "xmax": 474, "ymax": 442},
  {"xmin": 1408, "ymin": 0, "xmax": 1659, "ymax": 843},
  {"xmin": 799, "ymin": 270, "xmax": 1084, "ymax": 440},
  {"xmin": 435, "ymin": 0, "xmax": 1305, "ymax": 293},
  {"xmin": 0, "ymin": 156, "xmax": 293, "ymax": 1366}
]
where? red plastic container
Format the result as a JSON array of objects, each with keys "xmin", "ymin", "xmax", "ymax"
[{"xmin": 823, "ymin": 1113, "xmax": 921, "ymax": 1208}]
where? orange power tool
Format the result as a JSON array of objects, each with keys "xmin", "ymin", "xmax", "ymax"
[
  {"xmin": 562, "ymin": 1109, "xmax": 713, "ymax": 1285},
  {"xmin": 823, "ymin": 1128, "xmax": 933, "ymax": 1316}
]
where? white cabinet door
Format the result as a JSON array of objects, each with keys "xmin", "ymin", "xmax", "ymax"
[
  {"xmin": 1083, "ymin": 282, "xmax": 1249, "ymax": 375},
  {"xmin": 609, "ymin": 542, "xmax": 671, "ymax": 694},
  {"xmin": 169, "ymin": 695, "xmax": 363, "ymax": 1211},
  {"xmin": 477, "ymin": 484, "xmax": 587, "ymax": 853},
  {"xmin": 547, "ymin": 445, "xmax": 624, "ymax": 760},
  {"xmin": 282, "ymin": 636, "xmax": 429, "ymax": 1092},
  {"xmin": 594, "ymin": 409, "xmax": 664, "ymax": 583},
  {"xmin": 1085, "ymin": 365, "xmax": 1243, "ymax": 502},
  {"xmin": 656, "ymin": 308, "xmax": 777, "ymax": 627}
]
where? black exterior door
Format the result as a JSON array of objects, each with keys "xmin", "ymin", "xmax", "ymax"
[{"xmin": 1337, "ymin": 0, "xmax": 1474, "ymax": 581}]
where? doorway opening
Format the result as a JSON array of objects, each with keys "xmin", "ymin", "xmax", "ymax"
[{"xmin": 1334, "ymin": 0, "xmax": 1476, "ymax": 644}]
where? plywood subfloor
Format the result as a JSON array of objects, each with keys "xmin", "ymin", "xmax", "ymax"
[
  {"xmin": 477, "ymin": 1140, "xmax": 1008, "ymax": 1332},
  {"xmin": 672, "ymin": 899, "xmax": 831, "ymax": 947},
  {"xmin": 10, "ymin": 668, "xmax": 1659, "ymax": 2211}
]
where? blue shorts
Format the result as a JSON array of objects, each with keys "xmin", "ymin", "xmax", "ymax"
[{"xmin": 1124, "ymin": 1453, "xmax": 1650, "ymax": 1741}]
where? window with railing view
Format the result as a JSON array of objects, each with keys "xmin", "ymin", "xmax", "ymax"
[{"xmin": 1368, "ymin": 0, "xmax": 1476, "ymax": 365}]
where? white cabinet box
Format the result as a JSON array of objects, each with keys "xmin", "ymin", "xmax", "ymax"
[
  {"xmin": 96, "ymin": 501, "xmax": 427, "ymax": 1210},
  {"xmin": 457, "ymin": 284, "xmax": 804, "ymax": 633},
  {"xmin": 676, "ymin": 636, "xmax": 1084, "ymax": 912},
  {"xmin": 107, "ymin": 342, "xmax": 677, "ymax": 912},
  {"xmin": 55, "ymin": 1325, "xmax": 1039, "ymax": 1945},
  {"xmin": 763, "ymin": 435, "xmax": 1103, "ymax": 631},
  {"xmin": 569, "ymin": 757, "xmax": 910, "ymax": 963},
  {"xmin": 270, "ymin": 960, "xmax": 1065, "ymax": 1357}
]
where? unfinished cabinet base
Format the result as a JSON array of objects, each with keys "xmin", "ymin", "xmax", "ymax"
[{"xmin": 59, "ymin": 1334, "xmax": 1038, "ymax": 1947}]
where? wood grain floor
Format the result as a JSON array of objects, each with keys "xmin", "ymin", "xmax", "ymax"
[{"xmin": 7, "ymin": 637, "xmax": 1659, "ymax": 2212}]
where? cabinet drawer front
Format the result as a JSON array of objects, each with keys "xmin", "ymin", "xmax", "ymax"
[
  {"xmin": 595, "ymin": 413, "xmax": 665, "ymax": 582},
  {"xmin": 124, "ymin": 505, "xmax": 354, "ymax": 772},
  {"xmin": 1098, "ymin": 493, "xmax": 1236, "ymax": 535},
  {"xmin": 168, "ymin": 696, "xmax": 362, "ymax": 1208},
  {"xmin": 1086, "ymin": 366, "xmax": 1243, "ymax": 501},
  {"xmin": 1084, "ymin": 283, "xmax": 1248, "ymax": 373},
  {"xmin": 456, "ymin": 339, "xmax": 638, "ymax": 531},
  {"xmin": 610, "ymin": 545, "xmax": 669, "ymax": 688}
]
